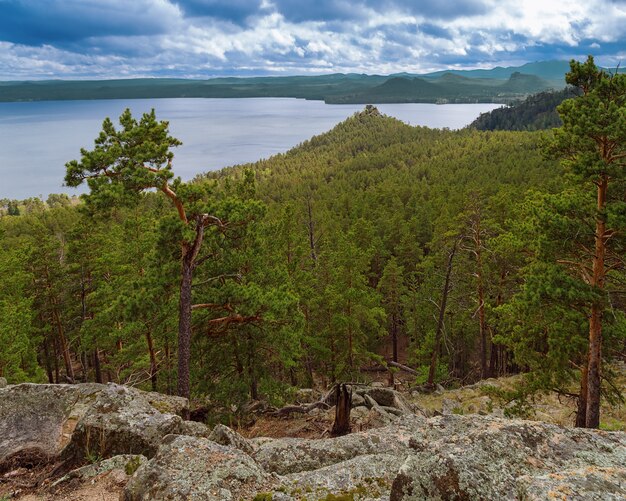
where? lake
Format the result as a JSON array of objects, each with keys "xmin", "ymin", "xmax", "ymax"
[{"xmin": 0, "ymin": 98, "xmax": 500, "ymax": 199}]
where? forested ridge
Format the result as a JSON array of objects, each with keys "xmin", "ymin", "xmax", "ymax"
[
  {"xmin": 470, "ymin": 88, "xmax": 577, "ymax": 131},
  {"xmin": 1, "ymin": 59, "xmax": 624, "ymax": 429}
]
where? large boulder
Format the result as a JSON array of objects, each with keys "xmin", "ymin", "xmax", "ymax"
[
  {"xmin": 123, "ymin": 434, "xmax": 274, "ymax": 500},
  {"xmin": 516, "ymin": 466, "xmax": 626, "ymax": 500},
  {"xmin": 0, "ymin": 383, "xmax": 188, "ymax": 469},
  {"xmin": 389, "ymin": 414, "xmax": 626, "ymax": 500},
  {"xmin": 0, "ymin": 383, "xmax": 102, "ymax": 469},
  {"xmin": 252, "ymin": 421, "xmax": 418, "ymax": 475},
  {"xmin": 208, "ymin": 424, "xmax": 254, "ymax": 455},
  {"xmin": 63, "ymin": 383, "xmax": 186, "ymax": 460}
]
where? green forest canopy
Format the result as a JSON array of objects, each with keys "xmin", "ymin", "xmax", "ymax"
[{"xmin": 1, "ymin": 60, "xmax": 624, "ymax": 429}]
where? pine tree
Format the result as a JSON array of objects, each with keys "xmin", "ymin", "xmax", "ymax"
[{"xmin": 545, "ymin": 56, "xmax": 626, "ymax": 428}]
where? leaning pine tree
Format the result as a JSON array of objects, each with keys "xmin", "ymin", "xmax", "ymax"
[
  {"xmin": 65, "ymin": 109, "xmax": 224, "ymax": 401},
  {"xmin": 545, "ymin": 56, "xmax": 626, "ymax": 428}
]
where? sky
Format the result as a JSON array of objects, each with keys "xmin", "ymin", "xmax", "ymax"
[{"xmin": 0, "ymin": 0, "xmax": 625, "ymax": 80}]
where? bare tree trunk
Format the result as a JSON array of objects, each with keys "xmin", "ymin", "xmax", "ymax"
[
  {"xmin": 331, "ymin": 384, "xmax": 352, "ymax": 436},
  {"xmin": 576, "ymin": 362, "xmax": 588, "ymax": 427},
  {"xmin": 53, "ymin": 336, "xmax": 60, "ymax": 384},
  {"xmin": 391, "ymin": 313, "xmax": 398, "ymax": 363},
  {"xmin": 42, "ymin": 336, "xmax": 54, "ymax": 384},
  {"xmin": 165, "ymin": 340, "xmax": 172, "ymax": 395},
  {"xmin": 177, "ymin": 217, "xmax": 206, "ymax": 403},
  {"xmin": 94, "ymin": 347, "xmax": 103, "ymax": 384},
  {"xmin": 247, "ymin": 332, "xmax": 259, "ymax": 401},
  {"xmin": 428, "ymin": 239, "xmax": 458, "ymax": 386},
  {"xmin": 585, "ymin": 175, "xmax": 607, "ymax": 429},
  {"xmin": 146, "ymin": 331, "xmax": 158, "ymax": 392},
  {"xmin": 177, "ymin": 254, "xmax": 193, "ymax": 401}
]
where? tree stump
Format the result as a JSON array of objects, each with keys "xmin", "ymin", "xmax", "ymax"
[{"xmin": 331, "ymin": 383, "xmax": 352, "ymax": 437}]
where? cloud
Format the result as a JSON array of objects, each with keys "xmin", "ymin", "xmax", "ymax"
[
  {"xmin": 0, "ymin": 0, "xmax": 181, "ymax": 47},
  {"xmin": 174, "ymin": 0, "xmax": 262, "ymax": 23},
  {"xmin": 0, "ymin": 0, "xmax": 625, "ymax": 79}
]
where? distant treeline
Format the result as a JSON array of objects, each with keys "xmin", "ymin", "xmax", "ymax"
[{"xmin": 0, "ymin": 71, "xmax": 556, "ymax": 104}]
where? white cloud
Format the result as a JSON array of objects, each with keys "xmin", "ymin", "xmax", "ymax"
[{"xmin": 1, "ymin": 0, "xmax": 625, "ymax": 79}]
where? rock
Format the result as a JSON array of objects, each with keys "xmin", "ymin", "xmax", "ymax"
[
  {"xmin": 63, "ymin": 383, "xmax": 185, "ymax": 460},
  {"xmin": 278, "ymin": 453, "xmax": 402, "ymax": 499},
  {"xmin": 0, "ymin": 378, "xmax": 7, "ymax": 389},
  {"xmin": 0, "ymin": 383, "xmax": 102, "ymax": 469},
  {"xmin": 253, "ymin": 420, "xmax": 418, "ymax": 475},
  {"xmin": 0, "ymin": 382, "xmax": 188, "ymax": 469},
  {"xmin": 441, "ymin": 397, "xmax": 461, "ymax": 415},
  {"xmin": 516, "ymin": 466, "xmax": 626, "ymax": 500},
  {"xmin": 181, "ymin": 420, "xmax": 211, "ymax": 438},
  {"xmin": 123, "ymin": 435, "xmax": 273, "ymax": 500},
  {"xmin": 208, "ymin": 424, "xmax": 254, "ymax": 455},
  {"xmin": 52, "ymin": 454, "xmax": 147, "ymax": 486},
  {"xmin": 389, "ymin": 414, "xmax": 626, "ymax": 500},
  {"xmin": 357, "ymin": 387, "xmax": 413, "ymax": 414},
  {"xmin": 294, "ymin": 388, "xmax": 320, "ymax": 404},
  {"xmin": 350, "ymin": 406, "xmax": 369, "ymax": 420},
  {"xmin": 351, "ymin": 392, "xmax": 366, "ymax": 407}
]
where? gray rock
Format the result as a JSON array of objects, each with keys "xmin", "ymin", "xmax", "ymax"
[
  {"xmin": 389, "ymin": 414, "xmax": 626, "ymax": 500},
  {"xmin": 253, "ymin": 420, "xmax": 418, "ymax": 475},
  {"xmin": 357, "ymin": 387, "xmax": 413, "ymax": 414},
  {"xmin": 181, "ymin": 420, "xmax": 211, "ymax": 438},
  {"xmin": 208, "ymin": 424, "xmax": 254, "ymax": 454},
  {"xmin": 0, "ymin": 383, "xmax": 102, "ymax": 467},
  {"xmin": 63, "ymin": 383, "xmax": 185, "ymax": 460},
  {"xmin": 351, "ymin": 392, "xmax": 366, "ymax": 407},
  {"xmin": 294, "ymin": 388, "xmax": 320, "ymax": 404},
  {"xmin": 123, "ymin": 435, "xmax": 273, "ymax": 500},
  {"xmin": 0, "ymin": 382, "xmax": 188, "ymax": 468},
  {"xmin": 277, "ymin": 453, "xmax": 402, "ymax": 500},
  {"xmin": 0, "ymin": 377, "xmax": 7, "ymax": 389},
  {"xmin": 52, "ymin": 454, "xmax": 147, "ymax": 486},
  {"xmin": 516, "ymin": 467, "xmax": 626, "ymax": 500}
]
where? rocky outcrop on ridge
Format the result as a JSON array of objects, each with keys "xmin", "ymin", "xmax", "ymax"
[
  {"xmin": 2, "ymin": 382, "xmax": 626, "ymax": 500},
  {"xmin": 0, "ymin": 382, "xmax": 187, "ymax": 471}
]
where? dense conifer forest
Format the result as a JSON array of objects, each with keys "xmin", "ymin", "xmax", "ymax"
[
  {"xmin": 1, "ymin": 58, "xmax": 624, "ymax": 428},
  {"xmin": 470, "ymin": 88, "xmax": 576, "ymax": 131}
]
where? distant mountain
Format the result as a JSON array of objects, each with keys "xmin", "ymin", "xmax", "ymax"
[
  {"xmin": 325, "ymin": 72, "xmax": 555, "ymax": 104},
  {"xmin": 417, "ymin": 60, "xmax": 572, "ymax": 84},
  {"xmin": 0, "ymin": 61, "xmax": 565, "ymax": 104}
]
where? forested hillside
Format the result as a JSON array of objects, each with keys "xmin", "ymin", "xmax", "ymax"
[
  {"xmin": 1, "ymin": 59, "xmax": 624, "ymax": 429},
  {"xmin": 470, "ymin": 88, "xmax": 577, "ymax": 131}
]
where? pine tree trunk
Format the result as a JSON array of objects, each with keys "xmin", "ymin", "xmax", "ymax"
[
  {"xmin": 42, "ymin": 336, "xmax": 54, "ymax": 384},
  {"xmin": 391, "ymin": 313, "xmax": 398, "ymax": 363},
  {"xmin": 428, "ymin": 240, "xmax": 458, "ymax": 386},
  {"xmin": 146, "ymin": 331, "xmax": 158, "ymax": 392},
  {"xmin": 94, "ymin": 347, "xmax": 103, "ymax": 384},
  {"xmin": 177, "ymin": 253, "xmax": 194, "ymax": 401},
  {"xmin": 247, "ymin": 333, "xmax": 259, "ymax": 400},
  {"xmin": 477, "ymin": 260, "xmax": 488, "ymax": 379},
  {"xmin": 576, "ymin": 362, "xmax": 588, "ymax": 427},
  {"xmin": 585, "ymin": 175, "xmax": 607, "ymax": 429}
]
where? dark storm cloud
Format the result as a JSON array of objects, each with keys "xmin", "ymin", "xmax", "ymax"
[
  {"xmin": 0, "ymin": 0, "xmax": 178, "ymax": 45},
  {"xmin": 174, "ymin": 0, "xmax": 261, "ymax": 23},
  {"xmin": 273, "ymin": 0, "xmax": 488, "ymax": 22}
]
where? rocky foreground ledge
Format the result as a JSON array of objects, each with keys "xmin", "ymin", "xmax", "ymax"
[{"xmin": 1, "ymin": 383, "xmax": 626, "ymax": 500}]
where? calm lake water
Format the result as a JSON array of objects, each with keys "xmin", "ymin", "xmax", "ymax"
[{"xmin": 0, "ymin": 98, "xmax": 500, "ymax": 199}]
